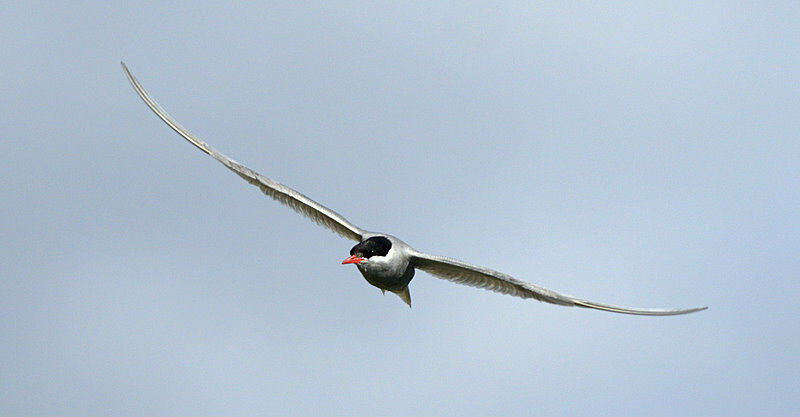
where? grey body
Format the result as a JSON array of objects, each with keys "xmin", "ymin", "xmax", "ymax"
[
  {"xmin": 122, "ymin": 63, "xmax": 707, "ymax": 316},
  {"xmin": 356, "ymin": 234, "xmax": 416, "ymax": 293}
]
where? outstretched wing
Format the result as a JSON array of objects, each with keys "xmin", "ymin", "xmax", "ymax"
[
  {"xmin": 411, "ymin": 251, "xmax": 707, "ymax": 316},
  {"xmin": 122, "ymin": 63, "xmax": 365, "ymax": 242}
]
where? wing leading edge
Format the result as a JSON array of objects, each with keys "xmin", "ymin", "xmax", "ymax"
[
  {"xmin": 121, "ymin": 62, "xmax": 365, "ymax": 242},
  {"xmin": 412, "ymin": 251, "xmax": 707, "ymax": 316}
]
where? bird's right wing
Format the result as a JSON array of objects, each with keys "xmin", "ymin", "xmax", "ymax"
[
  {"xmin": 411, "ymin": 251, "xmax": 707, "ymax": 316},
  {"xmin": 122, "ymin": 62, "xmax": 365, "ymax": 242}
]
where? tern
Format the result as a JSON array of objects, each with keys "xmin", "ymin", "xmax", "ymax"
[{"xmin": 122, "ymin": 63, "xmax": 706, "ymax": 316}]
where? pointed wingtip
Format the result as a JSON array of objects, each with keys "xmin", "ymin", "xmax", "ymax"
[
  {"xmin": 573, "ymin": 299, "xmax": 709, "ymax": 316},
  {"xmin": 120, "ymin": 62, "xmax": 134, "ymax": 82}
]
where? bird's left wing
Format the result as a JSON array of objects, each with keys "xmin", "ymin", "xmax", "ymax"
[
  {"xmin": 411, "ymin": 251, "xmax": 707, "ymax": 316},
  {"xmin": 121, "ymin": 63, "xmax": 365, "ymax": 242}
]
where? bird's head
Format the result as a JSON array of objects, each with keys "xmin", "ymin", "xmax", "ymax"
[{"xmin": 342, "ymin": 236, "xmax": 393, "ymax": 265}]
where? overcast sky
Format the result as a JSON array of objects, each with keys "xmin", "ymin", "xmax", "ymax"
[{"xmin": 2, "ymin": 2, "xmax": 798, "ymax": 416}]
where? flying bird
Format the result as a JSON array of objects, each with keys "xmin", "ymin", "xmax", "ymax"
[{"xmin": 122, "ymin": 62, "xmax": 706, "ymax": 316}]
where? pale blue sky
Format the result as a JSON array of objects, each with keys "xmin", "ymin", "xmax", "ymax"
[{"xmin": 2, "ymin": 2, "xmax": 798, "ymax": 415}]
